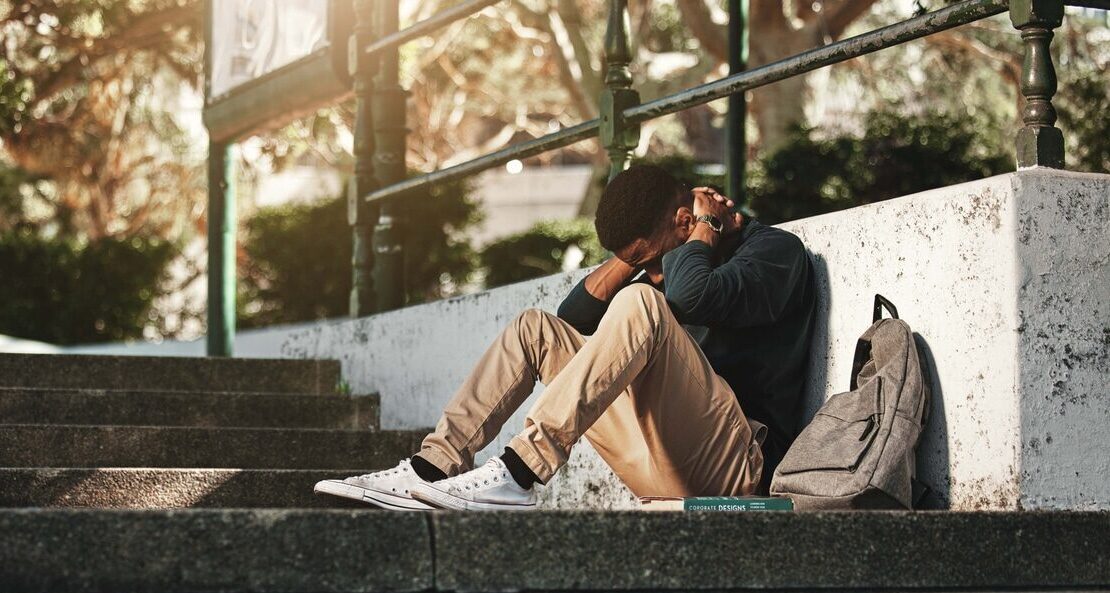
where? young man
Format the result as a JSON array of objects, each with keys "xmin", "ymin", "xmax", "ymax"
[{"xmin": 315, "ymin": 164, "xmax": 816, "ymax": 511}]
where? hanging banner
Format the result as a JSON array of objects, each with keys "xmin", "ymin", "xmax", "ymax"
[{"xmin": 209, "ymin": 0, "xmax": 331, "ymax": 99}]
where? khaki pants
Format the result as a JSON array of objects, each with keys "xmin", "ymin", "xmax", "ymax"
[{"xmin": 419, "ymin": 283, "xmax": 766, "ymax": 497}]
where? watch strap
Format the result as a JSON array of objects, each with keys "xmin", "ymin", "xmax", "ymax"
[{"xmin": 696, "ymin": 214, "xmax": 723, "ymax": 234}]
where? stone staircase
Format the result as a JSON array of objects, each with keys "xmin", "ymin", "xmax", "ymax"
[
  {"xmin": 0, "ymin": 353, "xmax": 423, "ymax": 508},
  {"xmin": 1, "ymin": 353, "xmax": 1107, "ymax": 593}
]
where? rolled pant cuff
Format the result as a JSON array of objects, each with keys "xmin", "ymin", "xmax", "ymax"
[
  {"xmin": 508, "ymin": 435, "xmax": 557, "ymax": 484},
  {"xmin": 416, "ymin": 446, "xmax": 461, "ymax": 477}
]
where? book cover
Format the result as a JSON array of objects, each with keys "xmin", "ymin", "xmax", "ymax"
[{"xmin": 639, "ymin": 496, "xmax": 794, "ymax": 512}]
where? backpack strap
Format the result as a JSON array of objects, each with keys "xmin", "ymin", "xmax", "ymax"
[
  {"xmin": 873, "ymin": 294, "xmax": 899, "ymax": 322},
  {"xmin": 851, "ymin": 295, "xmax": 900, "ymax": 390}
]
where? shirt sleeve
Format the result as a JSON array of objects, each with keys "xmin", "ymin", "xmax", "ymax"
[
  {"xmin": 660, "ymin": 227, "xmax": 809, "ymax": 328},
  {"xmin": 556, "ymin": 273, "xmax": 654, "ymax": 336}
]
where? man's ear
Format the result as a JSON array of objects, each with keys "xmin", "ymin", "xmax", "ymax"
[{"xmin": 674, "ymin": 206, "xmax": 695, "ymax": 232}]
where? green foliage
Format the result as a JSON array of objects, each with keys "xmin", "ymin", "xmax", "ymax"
[
  {"xmin": 1057, "ymin": 68, "xmax": 1110, "ymax": 173},
  {"xmin": 480, "ymin": 218, "xmax": 607, "ymax": 288},
  {"xmin": 0, "ymin": 61, "xmax": 32, "ymax": 137},
  {"xmin": 239, "ymin": 178, "xmax": 481, "ymax": 327},
  {"xmin": 0, "ymin": 231, "xmax": 175, "ymax": 344},
  {"xmin": 239, "ymin": 196, "xmax": 351, "ymax": 328},
  {"xmin": 401, "ymin": 179, "xmax": 484, "ymax": 304},
  {"xmin": 749, "ymin": 110, "xmax": 1011, "ymax": 224}
]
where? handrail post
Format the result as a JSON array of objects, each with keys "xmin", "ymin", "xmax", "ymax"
[
  {"xmin": 349, "ymin": 0, "xmax": 379, "ymax": 317},
  {"xmin": 600, "ymin": 0, "xmax": 640, "ymax": 181},
  {"xmin": 372, "ymin": 0, "xmax": 408, "ymax": 312},
  {"xmin": 206, "ymin": 140, "xmax": 236, "ymax": 357},
  {"xmin": 1010, "ymin": 0, "xmax": 1065, "ymax": 168},
  {"xmin": 726, "ymin": 0, "xmax": 748, "ymax": 205}
]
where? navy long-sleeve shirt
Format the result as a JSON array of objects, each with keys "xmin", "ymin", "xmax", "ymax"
[{"xmin": 557, "ymin": 220, "xmax": 816, "ymax": 488}]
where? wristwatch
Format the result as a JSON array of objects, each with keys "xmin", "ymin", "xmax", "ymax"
[{"xmin": 695, "ymin": 213, "xmax": 723, "ymax": 234}]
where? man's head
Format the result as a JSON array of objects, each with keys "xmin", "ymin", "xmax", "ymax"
[{"xmin": 595, "ymin": 164, "xmax": 695, "ymax": 268}]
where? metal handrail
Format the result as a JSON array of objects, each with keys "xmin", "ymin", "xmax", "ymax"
[
  {"xmin": 363, "ymin": 121, "xmax": 601, "ymax": 200},
  {"xmin": 362, "ymin": 0, "xmax": 504, "ymax": 59},
  {"xmin": 364, "ymin": 0, "xmax": 1009, "ymax": 204},
  {"xmin": 624, "ymin": 0, "xmax": 1009, "ymax": 123}
]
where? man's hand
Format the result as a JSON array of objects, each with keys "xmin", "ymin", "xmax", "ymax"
[{"xmin": 691, "ymin": 187, "xmax": 743, "ymax": 234}]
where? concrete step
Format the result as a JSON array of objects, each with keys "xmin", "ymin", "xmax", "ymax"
[
  {"xmin": 0, "ymin": 388, "xmax": 380, "ymax": 429},
  {"xmin": 0, "ymin": 509, "xmax": 429, "ymax": 593},
  {"xmin": 0, "ymin": 353, "xmax": 340, "ymax": 394},
  {"xmin": 0, "ymin": 510, "xmax": 1106, "ymax": 593},
  {"xmin": 0, "ymin": 425, "xmax": 425, "ymax": 469},
  {"xmin": 0, "ymin": 468, "xmax": 384, "ymax": 508}
]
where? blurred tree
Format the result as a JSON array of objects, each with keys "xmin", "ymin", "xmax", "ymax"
[
  {"xmin": 239, "ymin": 178, "xmax": 481, "ymax": 327},
  {"xmin": 0, "ymin": 230, "xmax": 174, "ymax": 344},
  {"xmin": 678, "ymin": 0, "xmax": 882, "ymax": 151},
  {"xmin": 822, "ymin": 4, "xmax": 1107, "ymax": 173},
  {"xmin": 0, "ymin": 1, "xmax": 203, "ymax": 342},
  {"xmin": 0, "ymin": 0, "xmax": 203, "ymax": 241},
  {"xmin": 1057, "ymin": 66, "xmax": 1109, "ymax": 173},
  {"xmin": 748, "ymin": 109, "xmax": 1011, "ymax": 223}
]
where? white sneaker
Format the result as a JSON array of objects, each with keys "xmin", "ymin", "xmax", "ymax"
[
  {"xmin": 314, "ymin": 459, "xmax": 434, "ymax": 511},
  {"xmin": 409, "ymin": 457, "xmax": 537, "ymax": 511}
]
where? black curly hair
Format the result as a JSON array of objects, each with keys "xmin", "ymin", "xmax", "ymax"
[{"xmin": 595, "ymin": 164, "xmax": 688, "ymax": 251}]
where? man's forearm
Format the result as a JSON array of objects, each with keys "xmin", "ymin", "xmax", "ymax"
[{"xmin": 583, "ymin": 256, "xmax": 639, "ymax": 301}]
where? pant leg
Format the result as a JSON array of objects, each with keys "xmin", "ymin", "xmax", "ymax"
[
  {"xmin": 509, "ymin": 283, "xmax": 766, "ymax": 496},
  {"xmin": 418, "ymin": 308, "xmax": 586, "ymax": 476}
]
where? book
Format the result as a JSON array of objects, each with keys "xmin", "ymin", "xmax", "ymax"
[{"xmin": 638, "ymin": 496, "xmax": 794, "ymax": 512}]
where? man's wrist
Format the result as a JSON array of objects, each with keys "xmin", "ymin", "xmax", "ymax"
[{"xmin": 687, "ymin": 221, "xmax": 720, "ymax": 246}]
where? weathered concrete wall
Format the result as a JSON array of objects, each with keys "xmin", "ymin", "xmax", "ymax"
[
  {"xmin": 774, "ymin": 170, "xmax": 1109, "ymax": 510},
  {"xmin": 1010, "ymin": 172, "xmax": 1109, "ymax": 510}
]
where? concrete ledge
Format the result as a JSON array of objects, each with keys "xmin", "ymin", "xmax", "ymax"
[
  {"xmin": 0, "ymin": 354, "xmax": 341, "ymax": 394},
  {"xmin": 0, "ymin": 510, "xmax": 1105, "ymax": 592},
  {"xmin": 0, "ymin": 388, "xmax": 380, "ymax": 430},
  {"xmin": 0, "ymin": 426, "xmax": 425, "ymax": 469},
  {"xmin": 435, "ymin": 511, "xmax": 1110, "ymax": 591}
]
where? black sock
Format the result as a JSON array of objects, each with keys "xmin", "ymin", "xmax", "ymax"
[
  {"xmin": 410, "ymin": 454, "xmax": 447, "ymax": 482},
  {"xmin": 500, "ymin": 446, "xmax": 540, "ymax": 490}
]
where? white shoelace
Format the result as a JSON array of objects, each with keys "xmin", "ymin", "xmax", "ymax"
[
  {"xmin": 443, "ymin": 459, "xmax": 506, "ymax": 493},
  {"xmin": 358, "ymin": 460, "xmax": 409, "ymax": 481}
]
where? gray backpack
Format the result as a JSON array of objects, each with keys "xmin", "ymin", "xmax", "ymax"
[{"xmin": 771, "ymin": 295, "xmax": 930, "ymax": 509}]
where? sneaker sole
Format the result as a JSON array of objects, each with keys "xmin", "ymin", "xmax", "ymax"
[
  {"xmin": 410, "ymin": 483, "xmax": 537, "ymax": 512},
  {"xmin": 314, "ymin": 480, "xmax": 433, "ymax": 511}
]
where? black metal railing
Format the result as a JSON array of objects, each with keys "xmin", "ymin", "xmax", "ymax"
[{"xmin": 348, "ymin": 0, "xmax": 1084, "ymax": 315}]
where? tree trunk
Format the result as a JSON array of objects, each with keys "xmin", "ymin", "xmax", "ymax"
[{"xmin": 747, "ymin": 25, "xmax": 816, "ymax": 152}]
